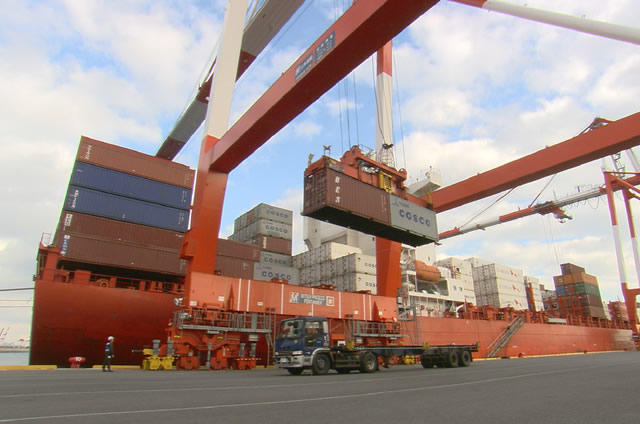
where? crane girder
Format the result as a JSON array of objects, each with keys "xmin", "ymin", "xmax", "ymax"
[
  {"xmin": 430, "ymin": 111, "xmax": 640, "ymax": 213},
  {"xmin": 204, "ymin": 0, "xmax": 440, "ymax": 173},
  {"xmin": 156, "ymin": 0, "xmax": 304, "ymax": 160}
]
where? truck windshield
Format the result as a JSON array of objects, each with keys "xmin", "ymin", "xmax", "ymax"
[{"xmin": 278, "ymin": 319, "xmax": 304, "ymax": 339}]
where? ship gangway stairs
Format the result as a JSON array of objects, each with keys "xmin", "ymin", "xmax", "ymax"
[{"xmin": 486, "ymin": 315, "xmax": 525, "ymax": 358}]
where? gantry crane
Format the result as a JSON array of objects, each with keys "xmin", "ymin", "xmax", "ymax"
[{"xmin": 161, "ymin": 0, "xmax": 640, "ymax": 367}]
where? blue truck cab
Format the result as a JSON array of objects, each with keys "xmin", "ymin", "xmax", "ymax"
[{"xmin": 274, "ymin": 317, "xmax": 330, "ymax": 374}]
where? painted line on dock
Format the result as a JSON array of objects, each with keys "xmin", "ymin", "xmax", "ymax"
[{"xmin": 0, "ymin": 363, "xmax": 619, "ymax": 422}]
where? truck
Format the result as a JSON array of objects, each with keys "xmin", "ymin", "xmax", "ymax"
[{"xmin": 274, "ymin": 316, "xmax": 478, "ymax": 375}]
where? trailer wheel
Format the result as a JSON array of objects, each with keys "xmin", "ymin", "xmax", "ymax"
[
  {"xmin": 359, "ymin": 351, "xmax": 378, "ymax": 373},
  {"xmin": 287, "ymin": 368, "xmax": 304, "ymax": 375},
  {"xmin": 420, "ymin": 356, "xmax": 435, "ymax": 368},
  {"xmin": 312, "ymin": 354, "xmax": 331, "ymax": 375},
  {"xmin": 458, "ymin": 350, "xmax": 472, "ymax": 367},
  {"xmin": 446, "ymin": 351, "xmax": 459, "ymax": 368}
]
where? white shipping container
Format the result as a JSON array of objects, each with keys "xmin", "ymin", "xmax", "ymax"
[
  {"xmin": 466, "ymin": 257, "xmax": 491, "ymax": 268},
  {"xmin": 242, "ymin": 219, "xmax": 292, "ymax": 241},
  {"xmin": 260, "ymin": 251, "xmax": 292, "ymax": 267},
  {"xmin": 473, "ymin": 274, "xmax": 526, "ymax": 292},
  {"xmin": 333, "ymin": 253, "xmax": 377, "ymax": 276},
  {"xmin": 253, "ymin": 263, "xmax": 299, "ymax": 285},
  {"xmin": 484, "ymin": 263, "xmax": 524, "ymax": 282},
  {"xmin": 476, "ymin": 292, "xmax": 528, "ymax": 310},
  {"xmin": 234, "ymin": 203, "xmax": 293, "ymax": 232},
  {"xmin": 389, "ymin": 194, "xmax": 438, "ymax": 242},
  {"xmin": 329, "ymin": 273, "xmax": 377, "ymax": 295},
  {"xmin": 299, "ymin": 261, "xmax": 335, "ymax": 284},
  {"xmin": 293, "ymin": 242, "xmax": 362, "ymax": 268}
]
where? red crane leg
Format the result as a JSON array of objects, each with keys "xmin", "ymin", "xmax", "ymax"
[{"xmin": 376, "ymin": 238, "xmax": 402, "ymax": 298}]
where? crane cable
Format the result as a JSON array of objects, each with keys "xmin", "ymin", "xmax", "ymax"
[
  {"xmin": 528, "ymin": 174, "xmax": 557, "ymax": 208},
  {"xmin": 457, "ymin": 188, "xmax": 516, "ymax": 229}
]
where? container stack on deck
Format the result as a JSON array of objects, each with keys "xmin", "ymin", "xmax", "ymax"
[
  {"xmin": 53, "ymin": 136, "xmax": 194, "ymax": 282},
  {"xmin": 228, "ymin": 203, "xmax": 298, "ymax": 284},
  {"xmin": 471, "ymin": 263, "xmax": 529, "ymax": 310},
  {"xmin": 551, "ymin": 263, "xmax": 606, "ymax": 319},
  {"xmin": 292, "ymin": 243, "xmax": 377, "ymax": 294},
  {"xmin": 523, "ymin": 275, "xmax": 545, "ymax": 311},
  {"xmin": 608, "ymin": 301, "xmax": 629, "ymax": 322}
]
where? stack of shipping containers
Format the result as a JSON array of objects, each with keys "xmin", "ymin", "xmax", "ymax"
[
  {"xmin": 470, "ymin": 262, "xmax": 528, "ymax": 310},
  {"xmin": 523, "ymin": 275, "xmax": 545, "ymax": 311},
  {"xmin": 607, "ymin": 301, "xmax": 629, "ymax": 322},
  {"xmin": 54, "ymin": 136, "xmax": 194, "ymax": 287},
  {"xmin": 552, "ymin": 263, "xmax": 606, "ymax": 319},
  {"xmin": 293, "ymin": 243, "xmax": 377, "ymax": 294},
  {"xmin": 228, "ymin": 204, "xmax": 298, "ymax": 284}
]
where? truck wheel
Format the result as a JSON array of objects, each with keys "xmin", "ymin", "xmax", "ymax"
[
  {"xmin": 359, "ymin": 351, "xmax": 378, "ymax": 373},
  {"xmin": 420, "ymin": 356, "xmax": 434, "ymax": 368},
  {"xmin": 287, "ymin": 368, "xmax": 304, "ymax": 375},
  {"xmin": 312, "ymin": 354, "xmax": 331, "ymax": 375},
  {"xmin": 446, "ymin": 351, "xmax": 459, "ymax": 368},
  {"xmin": 458, "ymin": 350, "xmax": 472, "ymax": 367}
]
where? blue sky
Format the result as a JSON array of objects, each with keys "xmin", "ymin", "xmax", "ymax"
[{"xmin": 1, "ymin": 0, "xmax": 640, "ymax": 342}]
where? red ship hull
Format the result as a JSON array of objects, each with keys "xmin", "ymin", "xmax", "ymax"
[
  {"xmin": 30, "ymin": 281, "xmax": 180, "ymax": 367},
  {"xmin": 30, "ymin": 279, "xmax": 635, "ymax": 367}
]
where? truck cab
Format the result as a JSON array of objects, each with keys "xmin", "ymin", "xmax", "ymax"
[{"xmin": 274, "ymin": 317, "xmax": 331, "ymax": 375}]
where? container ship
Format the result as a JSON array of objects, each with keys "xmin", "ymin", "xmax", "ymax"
[
  {"xmin": 30, "ymin": 0, "xmax": 640, "ymax": 368},
  {"xmin": 30, "ymin": 136, "xmax": 636, "ymax": 368}
]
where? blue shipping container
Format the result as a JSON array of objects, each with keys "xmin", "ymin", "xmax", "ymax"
[
  {"xmin": 70, "ymin": 162, "xmax": 192, "ymax": 210},
  {"xmin": 64, "ymin": 185, "xmax": 189, "ymax": 232}
]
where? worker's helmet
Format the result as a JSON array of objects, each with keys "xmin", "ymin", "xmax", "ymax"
[{"xmin": 108, "ymin": 336, "xmax": 115, "ymax": 341}]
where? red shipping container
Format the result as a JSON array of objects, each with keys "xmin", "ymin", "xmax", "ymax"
[
  {"xmin": 303, "ymin": 167, "xmax": 390, "ymax": 230},
  {"xmin": 215, "ymin": 255, "xmax": 255, "ymax": 279},
  {"xmin": 217, "ymin": 239, "xmax": 262, "ymax": 262},
  {"xmin": 560, "ymin": 263, "xmax": 585, "ymax": 275},
  {"xmin": 580, "ymin": 294, "xmax": 602, "ymax": 307},
  {"xmin": 77, "ymin": 136, "xmax": 194, "ymax": 189},
  {"xmin": 249, "ymin": 235, "xmax": 292, "ymax": 255},
  {"xmin": 54, "ymin": 212, "xmax": 184, "ymax": 250},
  {"xmin": 58, "ymin": 233, "xmax": 186, "ymax": 275}
]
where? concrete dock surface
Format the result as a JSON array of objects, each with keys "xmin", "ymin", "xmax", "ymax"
[{"xmin": 0, "ymin": 351, "xmax": 638, "ymax": 423}]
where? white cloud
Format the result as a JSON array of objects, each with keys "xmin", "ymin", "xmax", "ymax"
[{"xmin": 293, "ymin": 120, "xmax": 322, "ymax": 138}]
